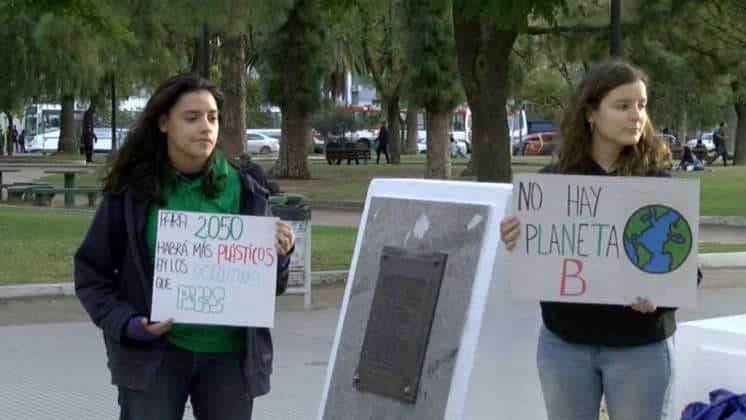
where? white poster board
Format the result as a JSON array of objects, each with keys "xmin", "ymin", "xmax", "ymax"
[
  {"xmin": 318, "ymin": 178, "xmax": 516, "ymax": 420},
  {"xmin": 150, "ymin": 210, "xmax": 277, "ymax": 327},
  {"xmin": 674, "ymin": 315, "xmax": 746, "ymax": 413},
  {"xmin": 508, "ymin": 174, "xmax": 699, "ymax": 308}
]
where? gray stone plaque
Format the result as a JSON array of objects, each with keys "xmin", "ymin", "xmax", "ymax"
[
  {"xmin": 354, "ymin": 247, "xmax": 447, "ymax": 404},
  {"xmin": 321, "ymin": 196, "xmax": 491, "ymax": 420}
]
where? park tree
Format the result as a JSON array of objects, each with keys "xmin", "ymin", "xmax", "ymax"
[
  {"xmin": 14, "ymin": 1, "xmax": 134, "ymax": 154},
  {"xmin": 404, "ymin": 107, "xmax": 420, "ymax": 154},
  {"xmin": 261, "ymin": 0, "xmax": 330, "ymax": 179},
  {"xmin": 157, "ymin": 1, "xmax": 257, "ymax": 162},
  {"xmin": 404, "ymin": 0, "xmax": 463, "ymax": 179},
  {"xmin": 351, "ymin": 0, "xmax": 408, "ymax": 163},
  {"xmin": 452, "ymin": 0, "xmax": 565, "ymax": 182},
  {"xmin": 0, "ymin": 7, "xmax": 36, "ymax": 155},
  {"xmin": 661, "ymin": 0, "xmax": 746, "ymax": 165}
]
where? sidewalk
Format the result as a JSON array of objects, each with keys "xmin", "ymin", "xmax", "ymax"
[{"xmin": 2, "ymin": 279, "xmax": 746, "ymax": 419}]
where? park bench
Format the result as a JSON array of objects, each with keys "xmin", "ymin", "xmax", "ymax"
[
  {"xmin": 324, "ymin": 140, "xmax": 371, "ymax": 165},
  {"xmin": 16, "ymin": 185, "xmax": 102, "ymax": 207},
  {"xmin": 1, "ymin": 182, "xmax": 52, "ymax": 203}
]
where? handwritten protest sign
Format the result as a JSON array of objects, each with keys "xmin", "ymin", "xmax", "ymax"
[
  {"xmin": 150, "ymin": 210, "xmax": 278, "ymax": 327},
  {"xmin": 508, "ymin": 174, "xmax": 699, "ymax": 308}
]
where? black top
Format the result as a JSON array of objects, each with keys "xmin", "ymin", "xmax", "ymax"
[
  {"xmin": 714, "ymin": 128, "xmax": 726, "ymax": 148},
  {"xmin": 538, "ymin": 161, "xmax": 685, "ymax": 347}
]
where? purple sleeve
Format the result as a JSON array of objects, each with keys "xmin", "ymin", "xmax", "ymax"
[
  {"xmin": 278, "ymin": 247, "xmax": 293, "ymax": 270},
  {"xmin": 124, "ymin": 316, "xmax": 159, "ymax": 342}
]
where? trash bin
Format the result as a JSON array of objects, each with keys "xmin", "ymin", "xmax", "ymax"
[{"xmin": 271, "ymin": 201, "xmax": 312, "ymax": 308}]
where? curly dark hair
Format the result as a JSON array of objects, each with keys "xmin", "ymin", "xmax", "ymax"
[
  {"xmin": 102, "ymin": 74, "xmax": 225, "ymax": 202},
  {"xmin": 556, "ymin": 60, "xmax": 670, "ymax": 176}
]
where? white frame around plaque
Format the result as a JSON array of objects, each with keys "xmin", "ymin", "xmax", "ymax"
[{"xmin": 317, "ymin": 178, "xmax": 513, "ymax": 420}]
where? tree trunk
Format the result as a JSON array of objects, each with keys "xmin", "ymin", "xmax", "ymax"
[
  {"xmin": 387, "ymin": 98, "xmax": 402, "ymax": 164},
  {"xmin": 270, "ymin": 102, "xmax": 311, "ymax": 179},
  {"xmin": 1, "ymin": 111, "xmax": 10, "ymax": 155},
  {"xmin": 734, "ymin": 102, "xmax": 746, "ymax": 166},
  {"xmin": 725, "ymin": 104, "xmax": 737, "ymax": 154},
  {"xmin": 452, "ymin": 3, "xmax": 516, "ymax": 182},
  {"xmin": 677, "ymin": 106, "xmax": 688, "ymax": 146},
  {"xmin": 58, "ymin": 94, "xmax": 76, "ymax": 154},
  {"xmin": 191, "ymin": 38, "xmax": 201, "ymax": 74},
  {"xmin": 404, "ymin": 107, "xmax": 419, "ymax": 154},
  {"xmin": 425, "ymin": 110, "xmax": 450, "ymax": 179},
  {"xmin": 219, "ymin": 33, "xmax": 247, "ymax": 162}
]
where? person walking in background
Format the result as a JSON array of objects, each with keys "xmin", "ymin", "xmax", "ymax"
[
  {"xmin": 10, "ymin": 125, "xmax": 19, "ymax": 153},
  {"xmin": 81, "ymin": 126, "xmax": 98, "ymax": 163},
  {"xmin": 375, "ymin": 122, "xmax": 389, "ymax": 164},
  {"xmin": 708, "ymin": 121, "xmax": 729, "ymax": 166},
  {"xmin": 18, "ymin": 129, "xmax": 26, "ymax": 153},
  {"xmin": 74, "ymin": 74, "xmax": 295, "ymax": 420},
  {"xmin": 500, "ymin": 60, "xmax": 701, "ymax": 420}
]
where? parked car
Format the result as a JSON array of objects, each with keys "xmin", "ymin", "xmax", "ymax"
[
  {"xmin": 513, "ymin": 120, "xmax": 557, "ymax": 155},
  {"xmin": 686, "ymin": 132, "xmax": 715, "ymax": 151},
  {"xmin": 521, "ymin": 131, "xmax": 561, "ymax": 156},
  {"xmin": 417, "ymin": 135, "xmax": 468, "ymax": 156},
  {"xmin": 245, "ymin": 130, "xmax": 279, "ymax": 154},
  {"xmin": 248, "ymin": 128, "xmax": 281, "ymax": 141}
]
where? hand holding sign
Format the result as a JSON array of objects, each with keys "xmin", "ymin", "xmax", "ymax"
[
  {"xmin": 275, "ymin": 220, "xmax": 295, "ymax": 256},
  {"xmin": 141, "ymin": 317, "xmax": 174, "ymax": 336},
  {"xmin": 500, "ymin": 216, "xmax": 521, "ymax": 251},
  {"xmin": 151, "ymin": 210, "xmax": 278, "ymax": 327}
]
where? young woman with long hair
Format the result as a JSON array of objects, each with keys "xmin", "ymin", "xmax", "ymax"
[
  {"xmin": 501, "ymin": 60, "xmax": 699, "ymax": 420},
  {"xmin": 75, "ymin": 74, "xmax": 294, "ymax": 420}
]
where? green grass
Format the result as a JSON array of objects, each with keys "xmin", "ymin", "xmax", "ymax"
[
  {"xmin": 30, "ymin": 155, "xmax": 746, "ymax": 215},
  {"xmin": 311, "ymin": 226, "xmax": 357, "ymax": 271},
  {"xmin": 0, "ymin": 153, "xmax": 108, "ymax": 163},
  {"xmin": 253, "ymin": 154, "xmax": 544, "ymax": 203},
  {"xmin": 699, "ymin": 242, "xmax": 746, "ymax": 253},
  {"xmin": 0, "ymin": 208, "xmax": 359, "ymax": 285},
  {"xmin": 36, "ymin": 170, "xmax": 105, "ymax": 187},
  {"xmin": 0, "ymin": 207, "xmax": 92, "ymax": 285},
  {"xmin": 0, "ymin": 207, "xmax": 742, "ymax": 286},
  {"xmin": 675, "ymin": 166, "xmax": 746, "ymax": 216}
]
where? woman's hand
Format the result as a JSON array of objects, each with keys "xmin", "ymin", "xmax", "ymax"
[
  {"xmin": 630, "ymin": 297, "xmax": 657, "ymax": 314},
  {"xmin": 275, "ymin": 220, "xmax": 295, "ymax": 256},
  {"xmin": 500, "ymin": 216, "xmax": 521, "ymax": 251},
  {"xmin": 141, "ymin": 317, "xmax": 173, "ymax": 336}
]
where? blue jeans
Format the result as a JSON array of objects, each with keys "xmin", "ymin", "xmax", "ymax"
[
  {"xmin": 118, "ymin": 343, "xmax": 253, "ymax": 420},
  {"xmin": 537, "ymin": 326, "xmax": 674, "ymax": 420}
]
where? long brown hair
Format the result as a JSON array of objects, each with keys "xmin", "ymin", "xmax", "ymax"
[
  {"xmin": 102, "ymin": 74, "xmax": 225, "ymax": 202},
  {"xmin": 556, "ymin": 60, "xmax": 670, "ymax": 175}
]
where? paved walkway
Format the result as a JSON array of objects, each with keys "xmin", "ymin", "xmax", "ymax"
[{"xmin": 2, "ymin": 283, "xmax": 746, "ymax": 419}]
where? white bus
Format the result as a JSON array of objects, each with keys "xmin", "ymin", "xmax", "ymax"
[{"xmin": 23, "ymin": 103, "xmax": 127, "ymax": 153}]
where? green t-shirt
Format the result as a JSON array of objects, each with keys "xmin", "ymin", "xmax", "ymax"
[{"xmin": 145, "ymin": 151, "xmax": 245, "ymax": 353}]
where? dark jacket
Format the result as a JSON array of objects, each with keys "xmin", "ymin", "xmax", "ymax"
[
  {"xmin": 376, "ymin": 126, "xmax": 389, "ymax": 146},
  {"xmin": 74, "ymin": 168, "xmax": 288, "ymax": 395},
  {"xmin": 538, "ymin": 162, "xmax": 701, "ymax": 347}
]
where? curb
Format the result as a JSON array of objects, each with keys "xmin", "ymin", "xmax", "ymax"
[
  {"xmin": 698, "ymin": 252, "xmax": 746, "ymax": 269},
  {"xmin": 305, "ymin": 201, "xmax": 746, "ymax": 225},
  {"xmin": 305, "ymin": 200, "xmax": 364, "ymax": 212},
  {"xmin": 3, "ymin": 253, "xmax": 745, "ymax": 299},
  {"xmin": 0, "ymin": 271, "xmax": 350, "ymax": 300},
  {"xmin": 0, "ymin": 283, "xmax": 75, "ymax": 299},
  {"xmin": 699, "ymin": 216, "xmax": 746, "ymax": 227}
]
